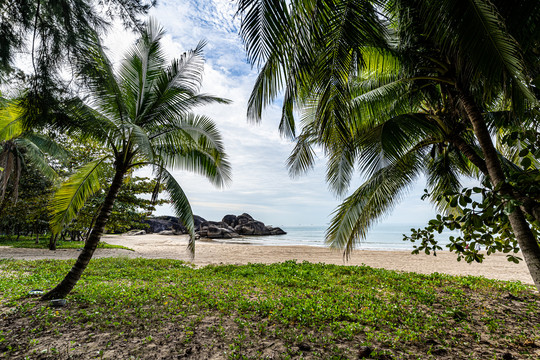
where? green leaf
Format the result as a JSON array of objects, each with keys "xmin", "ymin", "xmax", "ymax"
[
  {"xmin": 160, "ymin": 168, "xmax": 195, "ymax": 257},
  {"xmin": 519, "ymin": 148, "xmax": 529, "ymax": 157},
  {"xmin": 521, "ymin": 157, "xmax": 532, "ymax": 169},
  {"xmin": 49, "ymin": 157, "xmax": 111, "ymax": 234}
]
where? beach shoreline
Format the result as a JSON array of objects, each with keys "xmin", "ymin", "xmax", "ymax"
[{"xmin": 0, "ymin": 233, "xmax": 534, "ymax": 285}]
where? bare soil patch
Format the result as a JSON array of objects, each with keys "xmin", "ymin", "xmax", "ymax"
[{"xmin": 1, "ymin": 291, "xmax": 539, "ymax": 360}]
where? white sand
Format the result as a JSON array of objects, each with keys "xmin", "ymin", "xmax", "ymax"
[{"xmin": 0, "ymin": 233, "xmax": 534, "ymax": 285}]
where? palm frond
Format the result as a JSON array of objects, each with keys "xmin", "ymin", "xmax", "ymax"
[
  {"xmin": 247, "ymin": 53, "xmax": 286, "ymax": 123},
  {"xmin": 165, "ymin": 41, "xmax": 206, "ymax": 94},
  {"xmin": 327, "ymin": 151, "xmax": 423, "ymax": 258},
  {"xmin": 13, "ymin": 137, "xmax": 58, "ymax": 180},
  {"xmin": 63, "ymin": 91, "xmax": 123, "ymax": 146},
  {"xmin": 125, "ymin": 122, "xmax": 154, "ymax": 162},
  {"xmin": 0, "ymin": 103, "xmax": 23, "ymax": 141},
  {"xmin": 237, "ymin": 0, "xmax": 291, "ymax": 66},
  {"xmin": 145, "ymin": 93, "xmax": 230, "ymax": 130},
  {"xmin": 49, "ymin": 157, "xmax": 110, "ymax": 234},
  {"xmin": 159, "ymin": 168, "xmax": 195, "ymax": 256},
  {"xmin": 279, "ymin": 78, "xmax": 298, "ymax": 138},
  {"xmin": 74, "ymin": 33, "xmax": 128, "ymax": 127},
  {"xmin": 149, "ymin": 114, "xmax": 232, "ymax": 188},
  {"xmin": 22, "ymin": 133, "xmax": 69, "ymax": 162},
  {"xmin": 155, "ymin": 145, "xmax": 232, "ymax": 189},
  {"xmin": 287, "ymin": 127, "xmax": 318, "ymax": 178},
  {"xmin": 353, "ymin": 114, "xmax": 434, "ymax": 178},
  {"xmin": 410, "ymin": 0, "xmax": 535, "ymax": 103},
  {"xmin": 348, "ymin": 78, "xmax": 416, "ymax": 126},
  {"xmin": 119, "ymin": 18, "xmax": 167, "ymax": 121},
  {"xmin": 325, "ymin": 139, "xmax": 358, "ymax": 197},
  {"xmin": 151, "ymin": 114, "xmax": 227, "ymax": 154}
]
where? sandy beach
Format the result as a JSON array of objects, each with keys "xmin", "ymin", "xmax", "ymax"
[{"xmin": 0, "ymin": 233, "xmax": 534, "ymax": 285}]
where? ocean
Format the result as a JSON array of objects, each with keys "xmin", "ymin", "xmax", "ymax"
[{"xmin": 219, "ymin": 224, "xmax": 456, "ymax": 251}]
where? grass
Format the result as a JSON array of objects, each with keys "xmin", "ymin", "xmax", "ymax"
[
  {"xmin": 0, "ymin": 258, "xmax": 538, "ymax": 359},
  {"xmin": 0, "ymin": 235, "xmax": 133, "ymax": 251}
]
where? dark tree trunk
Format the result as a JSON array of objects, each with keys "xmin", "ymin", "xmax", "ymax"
[
  {"xmin": 450, "ymin": 137, "xmax": 488, "ymax": 174},
  {"xmin": 86, "ymin": 206, "xmax": 101, "ymax": 241},
  {"xmin": 48, "ymin": 233, "xmax": 58, "ymax": 251},
  {"xmin": 42, "ymin": 168, "xmax": 126, "ymax": 300},
  {"xmin": 458, "ymin": 88, "xmax": 540, "ymax": 290}
]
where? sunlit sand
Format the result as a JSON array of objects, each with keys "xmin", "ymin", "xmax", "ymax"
[{"xmin": 0, "ymin": 233, "xmax": 533, "ymax": 285}]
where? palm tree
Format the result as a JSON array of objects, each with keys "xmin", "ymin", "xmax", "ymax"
[
  {"xmin": 41, "ymin": 20, "xmax": 232, "ymax": 300},
  {"xmin": 378, "ymin": 0, "xmax": 540, "ymax": 287},
  {"xmin": 0, "ymin": 99, "xmax": 65, "ymax": 203},
  {"xmin": 288, "ymin": 58, "xmax": 487, "ymax": 256},
  {"xmin": 237, "ymin": 0, "xmax": 540, "ymax": 288}
]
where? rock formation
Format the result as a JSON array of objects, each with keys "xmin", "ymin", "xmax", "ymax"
[
  {"xmin": 202, "ymin": 213, "xmax": 286, "ymax": 238},
  {"xmin": 139, "ymin": 213, "xmax": 286, "ymax": 239},
  {"xmin": 197, "ymin": 220, "xmax": 239, "ymax": 239},
  {"xmin": 143, "ymin": 216, "xmax": 186, "ymax": 234}
]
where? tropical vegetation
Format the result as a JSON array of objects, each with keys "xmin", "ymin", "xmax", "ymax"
[
  {"xmin": 237, "ymin": 0, "xmax": 540, "ymax": 288},
  {"xmin": 0, "ymin": 99, "xmax": 65, "ymax": 204},
  {"xmin": 0, "ymin": 2, "xmax": 537, "ymax": 358},
  {"xmin": 0, "ymin": 99, "xmax": 70, "ymax": 248},
  {"xmin": 0, "ymin": 236, "xmax": 131, "ymax": 250},
  {"xmin": 63, "ymin": 176, "xmax": 167, "ymax": 238},
  {"xmin": 1, "ymin": 259, "xmax": 538, "ymax": 359},
  {"xmin": 0, "ymin": 164, "xmax": 55, "ymax": 243},
  {"xmin": 40, "ymin": 20, "xmax": 231, "ymax": 299},
  {"xmin": 0, "ymin": 0, "xmax": 152, "ymax": 126}
]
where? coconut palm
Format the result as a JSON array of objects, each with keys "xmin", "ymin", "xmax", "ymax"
[
  {"xmin": 42, "ymin": 20, "xmax": 231, "ymax": 300},
  {"xmin": 288, "ymin": 59, "xmax": 487, "ymax": 256},
  {"xmin": 237, "ymin": 0, "xmax": 540, "ymax": 287}
]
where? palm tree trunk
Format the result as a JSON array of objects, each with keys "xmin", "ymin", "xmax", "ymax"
[
  {"xmin": 85, "ymin": 205, "xmax": 101, "ymax": 241},
  {"xmin": 42, "ymin": 168, "xmax": 126, "ymax": 300},
  {"xmin": 458, "ymin": 88, "xmax": 540, "ymax": 290},
  {"xmin": 450, "ymin": 136, "xmax": 488, "ymax": 174},
  {"xmin": 48, "ymin": 233, "xmax": 58, "ymax": 251}
]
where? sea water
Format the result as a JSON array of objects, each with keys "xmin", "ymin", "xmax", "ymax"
[{"xmin": 219, "ymin": 223, "xmax": 457, "ymax": 251}]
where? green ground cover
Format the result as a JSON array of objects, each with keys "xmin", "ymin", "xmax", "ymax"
[
  {"xmin": 0, "ymin": 236, "xmax": 132, "ymax": 251},
  {"xmin": 0, "ymin": 258, "xmax": 538, "ymax": 359}
]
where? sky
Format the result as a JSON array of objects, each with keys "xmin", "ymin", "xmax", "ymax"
[{"xmin": 101, "ymin": 0, "xmax": 442, "ymax": 227}]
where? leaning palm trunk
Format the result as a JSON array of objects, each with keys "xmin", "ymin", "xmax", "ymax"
[
  {"xmin": 458, "ymin": 88, "xmax": 540, "ymax": 290},
  {"xmin": 42, "ymin": 168, "xmax": 126, "ymax": 300}
]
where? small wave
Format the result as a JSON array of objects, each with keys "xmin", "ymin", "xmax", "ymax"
[{"xmin": 235, "ymin": 225, "xmax": 457, "ymax": 250}]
